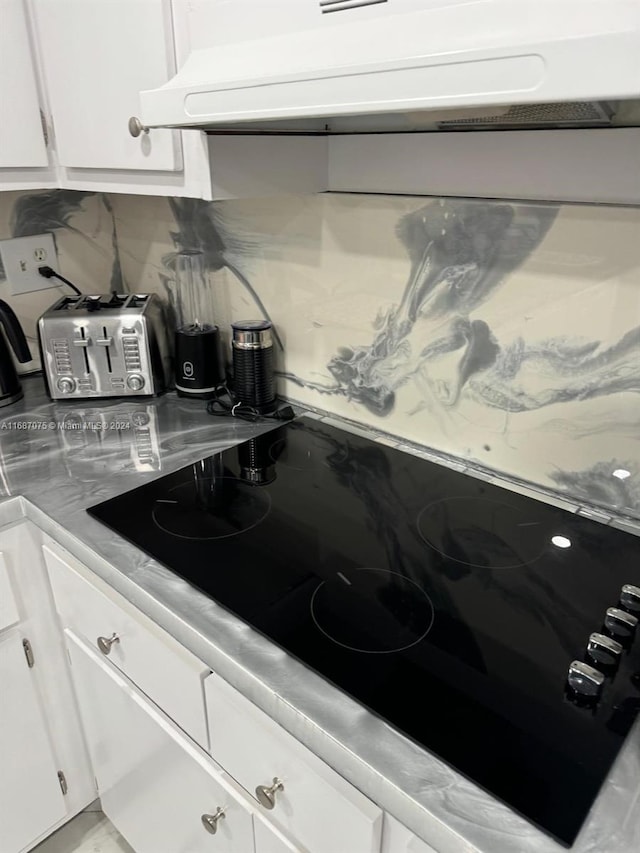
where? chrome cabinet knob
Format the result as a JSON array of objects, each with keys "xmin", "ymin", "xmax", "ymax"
[
  {"xmin": 201, "ymin": 807, "xmax": 225, "ymax": 834},
  {"xmin": 97, "ymin": 633, "xmax": 120, "ymax": 655},
  {"xmin": 128, "ymin": 116, "xmax": 149, "ymax": 138},
  {"xmin": 605, "ymin": 607, "xmax": 638, "ymax": 640},
  {"xmin": 587, "ymin": 632, "xmax": 623, "ymax": 667},
  {"xmin": 567, "ymin": 660, "xmax": 604, "ymax": 698},
  {"xmin": 255, "ymin": 777, "xmax": 284, "ymax": 810},
  {"xmin": 620, "ymin": 584, "xmax": 640, "ymax": 613}
]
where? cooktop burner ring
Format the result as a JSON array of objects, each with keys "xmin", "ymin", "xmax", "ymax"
[
  {"xmin": 416, "ymin": 496, "xmax": 548, "ymax": 569},
  {"xmin": 152, "ymin": 476, "xmax": 271, "ymax": 541},
  {"xmin": 310, "ymin": 568, "xmax": 435, "ymax": 654}
]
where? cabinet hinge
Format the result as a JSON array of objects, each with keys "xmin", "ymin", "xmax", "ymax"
[
  {"xmin": 39, "ymin": 109, "xmax": 49, "ymax": 146},
  {"xmin": 22, "ymin": 638, "xmax": 35, "ymax": 668},
  {"xmin": 57, "ymin": 771, "xmax": 68, "ymax": 796}
]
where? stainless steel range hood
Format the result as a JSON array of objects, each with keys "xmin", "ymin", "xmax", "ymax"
[{"xmin": 139, "ymin": 0, "xmax": 640, "ymax": 134}]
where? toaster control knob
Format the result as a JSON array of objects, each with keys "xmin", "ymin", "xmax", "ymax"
[
  {"xmin": 605, "ymin": 607, "xmax": 638, "ymax": 640},
  {"xmin": 567, "ymin": 660, "xmax": 604, "ymax": 699},
  {"xmin": 587, "ymin": 632, "xmax": 623, "ymax": 667},
  {"xmin": 57, "ymin": 377, "xmax": 76, "ymax": 394},
  {"xmin": 620, "ymin": 584, "xmax": 640, "ymax": 613},
  {"xmin": 127, "ymin": 374, "xmax": 145, "ymax": 391}
]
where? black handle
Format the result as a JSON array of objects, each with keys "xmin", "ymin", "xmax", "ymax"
[{"xmin": 0, "ymin": 300, "xmax": 31, "ymax": 363}]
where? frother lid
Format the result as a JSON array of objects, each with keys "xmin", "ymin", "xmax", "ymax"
[{"xmin": 232, "ymin": 320, "xmax": 273, "ymax": 349}]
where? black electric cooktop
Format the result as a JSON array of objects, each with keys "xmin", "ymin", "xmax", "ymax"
[{"xmin": 88, "ymin": 417, "xmax": 640, "ymax": 846}]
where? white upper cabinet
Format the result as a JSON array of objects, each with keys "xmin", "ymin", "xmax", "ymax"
[
  {"xmin": 0, "ymin": 0, "xmax": 57, "ymax": 189},
  {"xmin": 1, "ymin": 0, "xmax": 324, "ymax": 199},
  {"xmin": 34, "ymin": 0, "xmax": 180, "ymax": 172},
  {"xmin": 0, "ymin": 0, "xmax": 47, "ymax": 168},
  {"xmin": 31, "ymin": 0, "xmax": 211, "ymax": 198}
]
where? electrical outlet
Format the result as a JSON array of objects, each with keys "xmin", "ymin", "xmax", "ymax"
[{"xmin": 0, "ymin": 234, "xmax": 58, "ymax": 295}]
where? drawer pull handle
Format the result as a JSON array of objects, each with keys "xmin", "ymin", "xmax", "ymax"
[
  {"xmin": 255, "ymin": 777, "xmax": 284, "ymax": 810},
  {"xmin": 201, "ymin": 807, "xmax": 225, "ymax": 834},
  {"xmin": 97, "ymin": 633, "xmax": 120, "ymax": 656}
]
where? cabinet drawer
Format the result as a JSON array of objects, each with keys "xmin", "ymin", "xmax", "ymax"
[
  {"xmin": 254, "ymin": 816, "xmax": 306, "ymax": 853},
  {"xmin": 205, "ymin": 675, "xmax": 383, "ymax": 853},
  {"xmin": 67, "ymin": 633, "xmax": 254, "ymax": 853},
  {"xmin": 43, "ymin": 543, "xmax": 210, "ymax": 749},
  {"xmin": 382, "ymin": 814, "xmax": 439, "ymax": 853},
  {"xmin": 0, "ymin": 551, "xmax": 19, "ymax": 631}
]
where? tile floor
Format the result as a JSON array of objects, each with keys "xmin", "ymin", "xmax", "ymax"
[{"xmin": 33, "ymin": 812, "xmax": 134, "ymax": 853}]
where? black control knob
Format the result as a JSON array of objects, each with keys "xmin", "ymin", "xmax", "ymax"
[
  {"xmin": 605, "ymin": 607, "xmax": 638, "ymax": 640},
  {"xmin": 567, "ymin": 661, "xmax": 605, "ymax": 699},
  {"xmin": 620, "ymin": 584, "xmax": 640, "ymax": 613},
  {"xmin": 587, "ymin": 632, "xmax": 623, "ymax": 668}
]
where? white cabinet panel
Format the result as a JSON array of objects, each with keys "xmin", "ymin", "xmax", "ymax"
[
  {"xmin": 66, "ymin": 632, "xmax": 255, "ymax": 853},
  {"xmin": 206, "ymin": 675, "xmax": 383, "ymax": 853},
  {"xmin": 44, "ymin": 543, "xmax": 211, "ymax": 750},
  {"xmin": 254, "ymin": 816, "xmax": 306, "ymax": 853},
  {"xmin": 0, "ymin": 0, "xmax": 48, "ymax": 169},
  {"xmin": 0, "ymin": 632, "xmax": 66, "ymax": 853},
  {"xmin": 185, "ymin": 0, "xmax": 318, "ymax": 49},
  {"xmin": 328, "ymin": 129, "xmax": 640, "ymax": 205},
  {"xmin": 0, "ymin": 552, "xmax": 20, "ymax": 631},
  {"xmin": 34, "ymin": 0, "xmax": 180, "ymax": 172},
  {"xmin": 382, "ymin": 814, "xmax": 439, "ymax": 853}
]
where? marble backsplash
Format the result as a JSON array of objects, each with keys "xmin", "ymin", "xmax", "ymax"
[
  {"xmin": 0, "ymin": 190, "xmax": 119, "ymax": 370},
  {"xmin": 0, "ymin": 189, "xmax": 638, "ymax": 519}
]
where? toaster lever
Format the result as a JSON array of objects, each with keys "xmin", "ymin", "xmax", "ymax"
[{"xmin": 96, "ymin": 336, "xmax": 113, "ymax": 347}]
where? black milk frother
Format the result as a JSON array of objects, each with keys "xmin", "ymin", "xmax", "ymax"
[{"xmin": 231, "ymin": 320, "xmax": 276, "ymax": 414}]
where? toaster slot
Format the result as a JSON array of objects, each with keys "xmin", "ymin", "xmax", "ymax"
[
  {"xmin": 55, "ymin": 297, "xmax": 81, "ymax": 310},
  {"xmin": 78, "ymin": 327, "xmax": 90, "ymax": 376},
  {"xmin": 100, "ymin": 325, "xmax": 113, "ymax": 374},
  {"xmin": 107, "ymin": 293, "xmax": 127, "ymax": 308},
  {"xmin": 127, "ymin": 294, "xmax": 149, "ymax": 308}
]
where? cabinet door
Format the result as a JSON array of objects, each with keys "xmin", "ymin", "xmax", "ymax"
[
  {"xmin": 66, "ymin": 632, "xmax": 255, "ymax": 853},
  {"xmin": 34, "ymin": 0, "xmax": 180, "ymax": 172},
  {"xmin": 32, "ymin": 0, "xmax": 211, "ymax": 198},
  {"xmin": 0, "ymin": 552, "xmax": 20, "ymax": 631},
  {"xmin": 0, "ymin": 0, "xmax": 48, "ymax": 169},
  {"xmin": 254, "ymin": 817, "xmax": 306, "ymax": 853},
  {"xmin": 381, "ymin": 814, "xmax": 439, "ymax": 853},
  {"xmin": 206, "ymin": 675, "xmax": 383, "ymax": 853},
  {"xmin": 0, "ymin": 632, "xmax": 66, "ymax": 853},
  {"xmin": 0, "ymin": 0, "xmax": 58, "ymax": 190}
]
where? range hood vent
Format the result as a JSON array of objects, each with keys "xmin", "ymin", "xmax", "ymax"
[
  {"xmin": 437, "ymin": 101, "xmax": 614, "ymax": 130},
  {"xmin": 139, "ymin": 0, "xmax": 640, "ymax": 134}
]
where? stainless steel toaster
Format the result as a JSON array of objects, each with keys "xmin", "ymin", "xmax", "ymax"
[{"xmin": 38, "ymin": 293, "xmax": 170, "ymax": 399}]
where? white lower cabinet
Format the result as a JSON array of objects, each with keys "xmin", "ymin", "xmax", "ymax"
[
  {"xmin": 0, "ymin": 522, "xmax": 94, "ymax": 853},
  {"xmin": 65, "ymin": 631, "xmax": 255, "ymax": 853},
  {"xmin": 253, "ymin": 816, "xmax": 306, "ymax": 853},
  {"xmin": 0, "ymin": 553, "xmax": 20, "ymax": 630},
  {"xmin": 0, "ymin": 632, "xmax": 67, "ymax": 853},
  {"xmin": 206, "ymin": 675, "xmax": 383, "ymax": 853},
  {"xmin": 381, "ymin": 814, "xmax": 439, "ymax": 853},
  {"xmin": 44, "ymin": 543, "xmax": 211, "ymax": 750},
  {"xmin": 37, "ymin": 535, "xmax": 445, "ymax": 853}
]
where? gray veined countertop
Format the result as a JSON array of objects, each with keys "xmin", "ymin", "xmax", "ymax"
[{"xmin": 1, "ymin": 375, "xmax": 638, "ymax": 853}]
